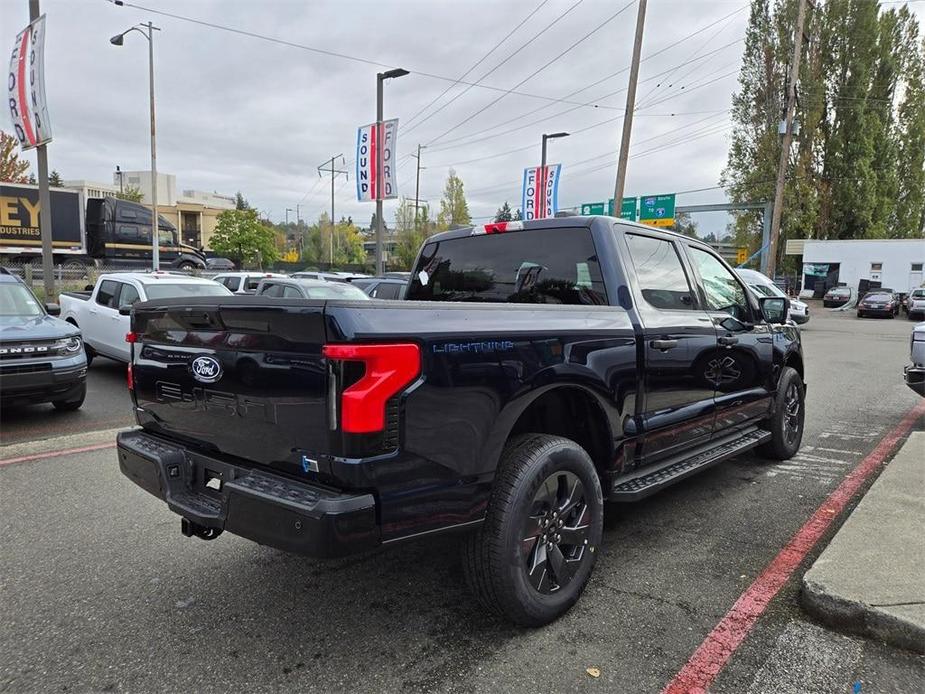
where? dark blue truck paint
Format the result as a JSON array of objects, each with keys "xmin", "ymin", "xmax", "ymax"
[{"xmin": 117, "ymin": 217, "xmax": 804, "ymax": 595}]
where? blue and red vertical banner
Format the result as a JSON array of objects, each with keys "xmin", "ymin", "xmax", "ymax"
[{"xmin": 522, "ymin": 164, "xmax": 561, "ymax": 220}]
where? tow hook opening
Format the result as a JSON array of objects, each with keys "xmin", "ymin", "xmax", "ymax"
[{"xmin": 181, "ymin": 517, "xmax": 223, "ymax": 541}]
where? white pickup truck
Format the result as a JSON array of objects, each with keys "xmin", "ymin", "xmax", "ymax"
[{"xmin": 60, "ymin": 272, "xmax": 231, "ymax": 364}]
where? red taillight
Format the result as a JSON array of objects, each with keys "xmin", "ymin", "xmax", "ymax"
[
  {"xmin": 323, "ymin": 343, "xmax": 420, "ymax": 433},
  {"xmin": 127, "ymin": 363, "xmax": 134, "ymax": 391},
  {"xmin": 125, "ymin": 331, "xmax": 138, "ymax": 343}
]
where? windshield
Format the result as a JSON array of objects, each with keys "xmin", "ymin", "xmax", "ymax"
[
  {"xmin": 910, "ymin": 289, "xmax": 925, "ymax": 298},
  {"xmin": 144, "ymin": 283, "xmax": 232, "ymax": 300},
  {"xmin": 749, "ymin": 282, "xmax": 785, "ymax": 298},
  {"xmin": 863, "ymin": 291, "xmax": 891, "ymax": 299},
  {"xmin": 302, "ymin": 283, "xmax": 370, "ymax": 300},
  {"xmin": 0, "ymin": 283, "xmax": 44, "ymax": 317}
]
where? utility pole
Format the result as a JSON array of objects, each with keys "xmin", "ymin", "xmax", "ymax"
[
  {"xmin": 296, "ymin": 204, "xmax": 302, "ymax": 225},
  {"xmin": 411, "ymin": 144, "xmax": 425, "ymax": 230},
  {"xmin": 285, "ymin": 208, "xmax": 293, "ymax": 226},
  {"xmin": 767, "ymin": 0, "xmax": 808, "ymax": 279},
  {"xmin": 317, "ymin": 154, "xmax": 347, "ymax": 267},
  {"xmin": 28, "ymin": 0, "xmax": 54, "ymax": 300},
  {"xmin": 613, "ymin": 0, "xmax": 647, "ymax": 210}
]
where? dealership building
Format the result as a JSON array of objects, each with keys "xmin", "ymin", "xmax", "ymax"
[
  {"xmin": 791, "ymin": 239, "xmax": 925, "ymax": 297},
  {"xmin": 64, "ymin": 171, "xmax": 235, "ymax": 250}
]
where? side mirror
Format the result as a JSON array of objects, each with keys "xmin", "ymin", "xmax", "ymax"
[
  {"xmin": 759, "ymin": 296, "xmax": 789, "ymax": 324},
  {"xmin": 119, "ymin": 303, "xmax": 133, "ymax": 316},
  {"xmin": 45, "ymin": 302, "xmax": 61, "ymax": 316}
]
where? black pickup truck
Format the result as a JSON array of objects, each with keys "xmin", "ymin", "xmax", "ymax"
[{"xmin": 117, "ymin": 217, "xmax": 805, "ymax": 625}]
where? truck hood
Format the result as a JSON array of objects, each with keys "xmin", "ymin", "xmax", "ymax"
[
  {"xmin": 0, "ymin": 314, "xmax": 81, "ymax": 342},
  {"xmin": 179, "ymin": 243, "xmax": 207, "ymax": 260}
]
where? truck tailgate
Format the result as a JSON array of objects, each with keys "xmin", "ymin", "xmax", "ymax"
[{"xmin": 130, "ymin": 298, "xmax": 330, "ymax": 477}]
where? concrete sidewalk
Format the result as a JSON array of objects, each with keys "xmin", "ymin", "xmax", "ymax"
[{"xmin": 802, "ymin": 432, "xmax": 925, "ymax": 653}]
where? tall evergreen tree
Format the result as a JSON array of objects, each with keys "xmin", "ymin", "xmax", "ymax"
[
  {"xmin": 893, "ymin": 32, "xmax": 925, "ymax": 236},
  {"xmin": 495, "ymin": 201, "xmax": 513, "ymax": 222},
  {"xmin": 48, "ymin": 170, "xmax": 62, "ymax": 186}
]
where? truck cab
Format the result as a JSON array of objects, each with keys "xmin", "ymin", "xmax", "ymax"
[{"xmin": 85, "ymin": 198, "xmax": 207, "ymax": 270}]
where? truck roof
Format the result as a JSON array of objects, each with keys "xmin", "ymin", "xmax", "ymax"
[
  {"xmin": 98, "ymin": 272, "xmax": 219, "ymax": 285},
  {"xmin": 425, "ymin": 215, "xmax": 712, "ymax": 249}
]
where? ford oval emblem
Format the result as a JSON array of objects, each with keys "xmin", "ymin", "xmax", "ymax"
[{"xmin": 190, "ymin": 355, "xmax": 222, "ymax": 383}]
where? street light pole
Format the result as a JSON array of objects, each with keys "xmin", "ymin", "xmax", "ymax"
[
  {"xmin": 375, "ymin": 68, "xmax": 409, "ymax": 275},
  {"xmin": 540, "ymin": 132, "xmax": 569, "ymax": 219},
  {"xmin": 111, "ymin": 21, "xmax": 161, "ymax": 270}
]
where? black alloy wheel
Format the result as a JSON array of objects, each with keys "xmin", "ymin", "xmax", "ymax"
[{"xmin": 521, "ymin": 471, "xmax": 593, "ymax": 594}]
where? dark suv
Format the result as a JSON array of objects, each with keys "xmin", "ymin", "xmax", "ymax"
[{"xmin": 0, "ymin": 269, "xmax": 87, "ymax": 411}]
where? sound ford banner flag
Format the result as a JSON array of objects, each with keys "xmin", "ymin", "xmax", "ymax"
[
  {"xmin": 356, "ymin": 119, "xmax": 399, "ymax": 201},
  {"xmin": 521, "ymin": 164, "xmax": 561, "ymax": 220},
  {"xmin": 8, "ymin": 15, "xmax": 52, "ymax": 150}
]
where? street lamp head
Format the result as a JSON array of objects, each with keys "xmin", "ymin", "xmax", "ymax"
[
  {"xmin": 381, "ymin": 68, "xmax": 410, "ymax": 80},
  {"xmin": 545, "ymin": 132, "xmax": 570, "ymax": 140},
  {"xmin": 109, "ymin": 33, "xmax": 125, "ymax": 46}
]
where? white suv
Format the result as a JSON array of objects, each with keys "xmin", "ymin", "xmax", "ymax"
[{"xmin": 907, "ymin": 288, "xmax": 925, "ymax": 320}]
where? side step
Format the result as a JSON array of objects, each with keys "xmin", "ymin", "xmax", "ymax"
[{"xmin": 610, "ymin": 429, "xmax": 771, "ymax": 501}]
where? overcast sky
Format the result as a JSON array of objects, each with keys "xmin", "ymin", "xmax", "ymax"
[{"xmin": 6, "ymin": 0, "xmax": 924, "ymax": 235}]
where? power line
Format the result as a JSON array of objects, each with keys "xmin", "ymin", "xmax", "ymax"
[
  {"xmin": 424, "ymin": 0, "xmax": 638, "ymax": 147},
  {"xmin": 425, "ymin": 38, "xmax": 743, "ymax": 155},
  {"xmin": 418, "ymin": 5, "xmax": 747, "ymax": 151},
  {"xmin": 403, "ymin": 0, "xmax": 571, "ymax": 135},
  {"xmin": 107, "ymin": 0, "xmax": 622, "ymax": 111}
]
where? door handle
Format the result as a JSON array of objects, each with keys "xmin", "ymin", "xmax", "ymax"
[
  {"xmin": 649, "ymin": 339, "xmax": 678, "ymax": 351},
  {"xmin": 718, "ymin": 335, "xmax": 739, "ymax": 347}
]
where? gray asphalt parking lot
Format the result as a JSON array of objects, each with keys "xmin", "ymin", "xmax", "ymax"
[{"xmin": 1, "ymin": 303, "xmax": 923, "ymax": 693}]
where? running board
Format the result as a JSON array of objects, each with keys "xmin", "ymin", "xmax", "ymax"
[{"xmin": 610, "ymin": 429, "xmax": 771, "ymax": 501}]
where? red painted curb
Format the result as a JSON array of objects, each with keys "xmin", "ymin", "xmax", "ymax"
[
  {"xmin": 662, "ymin": 400, "xmax": 925, "ymax": 694},
  {"xmin": 0, "ymin": 442, "xmax": 116, "ymax": 467}
]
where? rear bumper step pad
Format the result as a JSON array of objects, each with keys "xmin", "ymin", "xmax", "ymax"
[{"xmin": 117, "ymin": 430, "xmax": 378, "ymax": 557}]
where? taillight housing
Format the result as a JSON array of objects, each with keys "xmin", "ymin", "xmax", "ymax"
[
  {"xmin": 125, "ymin": 331, "xmax": 138, "ymax": 343},
  {"xmin": 323, "ymin": 343, "xmax": 420, "ymax": 433}
]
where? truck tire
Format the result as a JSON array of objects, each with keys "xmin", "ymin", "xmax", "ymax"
[
  {"xmin": 53, "ymin": 383, "xmax": 86, "ymax": 412},
  {"xmin": 462, "ymin": 434, "xmax": 603, "ymax": 627},
  {"xmin": 759, "ymin": 367, "xmax": 804, "ymax": 460},
  {"xmin": 177, "ymin": 261, "xmax": 196, "ymax": 271}
]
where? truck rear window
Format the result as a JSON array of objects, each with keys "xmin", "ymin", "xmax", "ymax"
[{"xmin": 406, "ymin": 227, "xmax": 607, "ymax": 305}]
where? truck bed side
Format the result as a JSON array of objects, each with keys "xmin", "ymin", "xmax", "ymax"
[{"xmin": 129, "ymin": 297, "xmax": 639, "ymax": 540}]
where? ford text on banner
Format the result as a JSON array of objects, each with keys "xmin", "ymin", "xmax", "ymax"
[
  {"xmin": 356, "ymin": 119, "xmax": 399, "ymax": 202},
  {"xmin": 7, "ymin": 15, "xmax": 52, "ymax": 150},
  {"xmin": 521, "ymin": 164, "xmax": 561, "ymax": 220}
]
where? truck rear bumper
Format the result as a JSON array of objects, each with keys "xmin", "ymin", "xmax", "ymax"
[{"xmin": 116, "ymin": 430, "xmax": 379, "ymax": 557}]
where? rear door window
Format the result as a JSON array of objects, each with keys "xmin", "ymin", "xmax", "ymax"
[
  {"xmin": 245, "ymin": 276, "xmax": 264, "ymax": 292},
  {"xmin": 406, "ymin": 227, "xmax": 607, "ymax": 304},
  {"xmin": 96, "ymin": 280, "xmax": 119, "ymax": 308},
  {"xmin": 260, "ymin": 283, "xmax": 284, "ymax": 298},
  {"xmin": 282, "ymin": 285, "xmax": 303, "ymax": 298},
  {"xmin": 625, "ymin": 234, "xmax": 694, "ymax": 310}
]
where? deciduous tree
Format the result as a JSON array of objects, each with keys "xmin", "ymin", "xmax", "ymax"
[
  {"xmin": 211, "ymin": 208, "xmax": 279, "ymax": 268},
  {"xmin": 0, "ymin": 130, "xmax": 30, "ymax": 183},
  {"xmin": 436, "ymin": 169, "xmax": 471, "ymax": 230}
]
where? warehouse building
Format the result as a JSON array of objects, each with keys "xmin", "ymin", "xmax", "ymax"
[{"xmin": 793, "ymin": 239, "xmax": 924, "ymax": 297}]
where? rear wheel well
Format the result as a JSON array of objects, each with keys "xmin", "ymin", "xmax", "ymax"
[{"xmin": 508, "ymin": 387, "xmax": 611, "ymax": 477}]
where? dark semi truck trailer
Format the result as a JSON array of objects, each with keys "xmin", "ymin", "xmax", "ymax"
[{"xmin": 0, "ymin": 183, "xmax": 206, "ymax": 270}]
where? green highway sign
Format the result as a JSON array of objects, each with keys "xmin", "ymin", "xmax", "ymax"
[
  {"xmin": 639, "ymin": 193, "xmax": 676, "ymax": 227},
  {"xmin": 581, "ymin": 202, "xmax": 606, "ymax": 215},
  {"xmin": 608, "ymin": 197, "xmax": 637, "ymax": 221},
  {"xmin": 581, "ymin": 197, "xmax": 638, "ymax": 220}
]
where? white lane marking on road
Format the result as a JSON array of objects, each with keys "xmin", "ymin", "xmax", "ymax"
[
  {"xmin": 801, "ymin": 445, "xmax": 862, "ymax": 456},
  {"xmin": 819, "ymin": 432, "xmax": 878, "ymax": 441}
]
